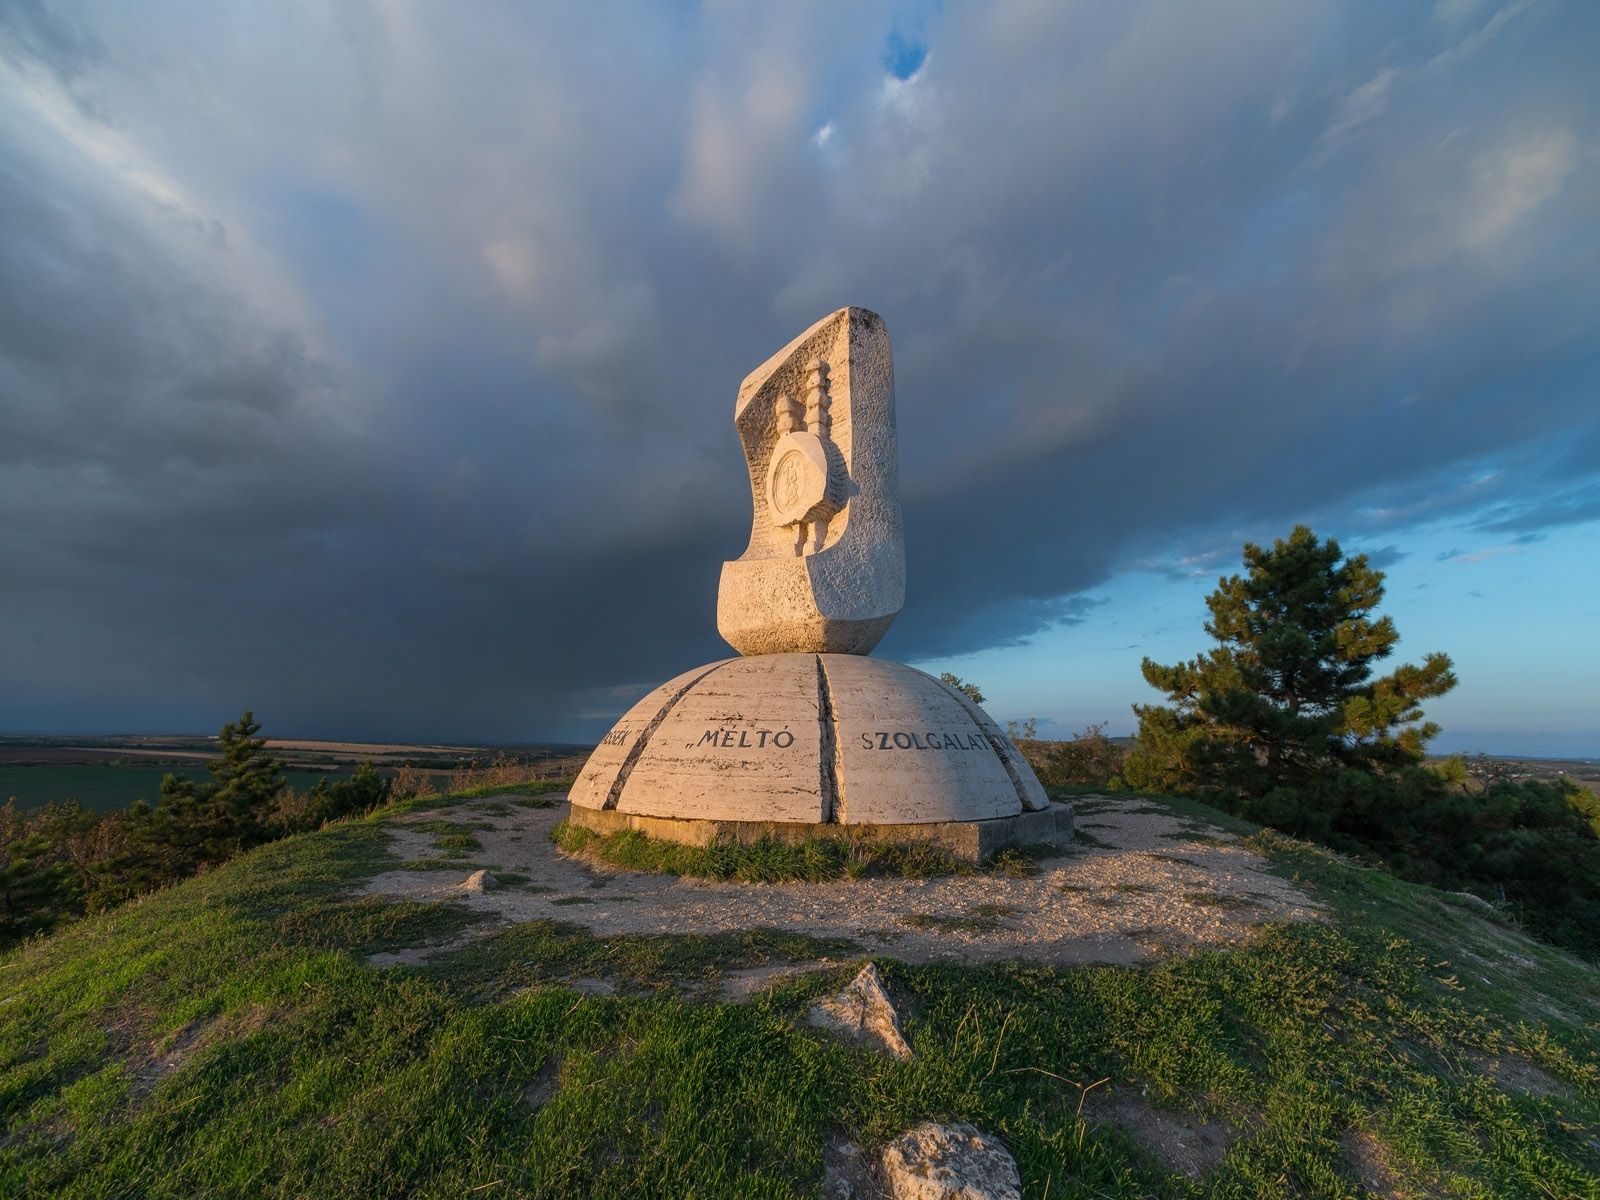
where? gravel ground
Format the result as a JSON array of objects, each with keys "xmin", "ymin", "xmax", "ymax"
[{"xmin": 360, "ymin": 793, "xmax": 1321, "ymax": 968}]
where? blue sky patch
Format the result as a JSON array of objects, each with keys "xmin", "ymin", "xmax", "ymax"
[{"xmin": 883, "ymin": 30, "xmax": 927, "ymax": 80}]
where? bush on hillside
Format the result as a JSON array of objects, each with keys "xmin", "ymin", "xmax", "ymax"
[
  {"xmin": 1219, "ymin": 765, "xmax": 1600, "ymax": 959},
  {"xmin": 445, "ymin": 751, "xmax": 561, "ymax": 794},
  {"xmin": 1120, "ymin": 525, "xmax": 1600, "ymax": 961},
  {"xmin": 937, "ymin": 673, "xmax": 985, "ymax": 704},
  {"xmin": 0, "ymin": 804, "xmax": 85, "ymax": 944},
  {"xmin": 1025, "ymin": 723, "xmax": 1128, "ymax": 791},
  {"xmin": 0, "ymin": 714, "xmax": 394, "ymax": 951}
]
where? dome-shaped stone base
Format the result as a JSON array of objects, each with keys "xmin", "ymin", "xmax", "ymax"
[{"xmin": 568, "ymin": 655, "xmax": 1067, "ymax": 857}]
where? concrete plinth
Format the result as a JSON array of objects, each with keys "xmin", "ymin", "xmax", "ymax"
[
  {"xmin": 569, "ymin": 654, "xmax": 1060, "ymax": 852},
  {"xmin": 564, "ymin": 798, "xmax": 1075, "ymax": 865}
]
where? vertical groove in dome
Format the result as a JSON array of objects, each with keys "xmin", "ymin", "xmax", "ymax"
[
  {"xmin": 815, "ymin": 655, "xmax": 844, "ymax": 823},
  {"xmin": 602, "ymin": 660, "xmax": 732, "ymax": 811}
]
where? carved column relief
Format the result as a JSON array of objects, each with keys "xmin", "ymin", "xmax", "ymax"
[
  {"xmin": 718, "ymin": 307, "xmax": 905, "ymax": 657},
  {"xmin": 765, "ymin": 358, "xmax": 844, "ymax": 557}
]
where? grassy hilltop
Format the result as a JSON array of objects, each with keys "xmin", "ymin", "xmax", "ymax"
[{"xmin": 2, "ymin": 784, "xmax": 1598, "ymax": 1199}]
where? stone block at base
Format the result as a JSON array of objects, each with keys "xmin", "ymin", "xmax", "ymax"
[{"xmin": 563, "ymin": 800, "xmax": 1074, "ymax": 865}]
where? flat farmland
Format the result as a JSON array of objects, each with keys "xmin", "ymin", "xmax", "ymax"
[
  {"xmin": 1, "ymin": 765, "xmax": 348, "ymax": 814},
  {"xmin": 0, "ymin": 734, "xmax": 592, "ymax": 814}
]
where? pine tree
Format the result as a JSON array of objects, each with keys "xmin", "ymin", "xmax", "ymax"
[
  {"xmin": 1126, "ymin": 526, "xmax": 1456, "ymax": 800},
  {"xmin": 155, "ymin": 710, "xmax": 285, "ymax": 865},
  {"xmin": 0, "ymin": 802, "xmax": 83, "ymax": 943}
]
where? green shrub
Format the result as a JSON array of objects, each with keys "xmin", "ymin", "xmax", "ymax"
[
  {"xmin": 1027, "ymin": 723, "xmax": 1128, "ymax": 791},
  {"xmin": 0, "ymin": 717, "xmax": 400, "ymax": 952},
  {"xmin": 552, "ymin": 820, "xmax": 971, "ymax": 883},
  {"xmin": 1205, "ymin": 765, "xmax": 1600, "ymax": 961}
]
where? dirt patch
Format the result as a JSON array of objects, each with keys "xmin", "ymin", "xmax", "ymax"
[
  {"xmin": 520, "ymin": 1055, "xmax": 562, "ymax": 1110},
  {"xmin": 366, "ymin": 925, "xmax": 486, "ymax": 967},
  {"xmin": 715, "ymin": 961, "xmax": 838, "ymax": 1002},
  {"xmin": 1341, "ymin": 1127, "xmax": 1406, "ymax": 1199},
  {"xmin": 1463, "ymin": 1048, "xmax": 1570, "ymax": 1099},
  {"xmin": 116, "ymin": 1003, "xmax": 276, "ymax": 1097},
  {"xmin": 0, "ymin": 1118, "xmax": 74, "ymax": 1153},
  {"xmin": 1086, "ymin": 1086, "xmax": 1234, "ymax": 1179},
  {"xmin": 129, "ymin": 1019, "xmax": 209, "ymax": 1096},
  {"xmin": 364, "ymin": 794, "xmax": 1321, "ymax": 970},
  {"xmin": 821, "ymin": 1133, "xmax": 887, "ymax": 1200}
]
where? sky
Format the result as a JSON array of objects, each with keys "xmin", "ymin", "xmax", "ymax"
[{"xmin": 1, "ymin": 0, "xmax": 1597, "ymax": 756}]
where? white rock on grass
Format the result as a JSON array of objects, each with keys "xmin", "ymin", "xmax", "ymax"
[
  {"xmin": 458, "ymin": 869, "xmax": 498, "ymax": 893},
  {"xmin": 880, "ymin": 1122, "xmax": 1022, "ymax": 1200},
  {"xmin": 807, "ymin": 963, "xmax": 913, "ymax": 1059}
]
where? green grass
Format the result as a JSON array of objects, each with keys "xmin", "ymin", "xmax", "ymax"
[
  {"xmin": 399, "ymin": 818, "xmax": 489, "ymax": 857},
  {"xmin": 394, "ymin": 858, "xmax": 480, "ymax": 873},
  {"xmin": 903, "ymin": 912, "xmax": 1005, "ymax": 934},
  {"xmin": 1183, "ymin": 892, "xmax": 1266, "ymax": 910},
  {"xmin": 0, "ymin": 765, "xmax": 350, "ymax": 814},
  {"xmin": 406, "ymin": 819, "xmax": 493, "ymax": 835},
  {"xmin": 274, "ymin": 895, "xmax": 489, "ymax": 956},
  {"xmin": 552, "ymin": 820, "xmax": 971, "ymax": 883},
  {"xmin": 453, "ymin": 781, "xmax": 568, "ymax": 803},
  {"xmin": 1, "ymin": 794, "xmax": 1597, "ymax": 1198},
  {"xmin": 987, "ymin": 844, "xmax": 1056, "ymax": 877},
  {"xmin": 510, "ymin": 794, "xmax": 561, "ymax": 808},
  {"xmin": 431, "ymin": 833, "xmax": 483, "ymax": 854}
]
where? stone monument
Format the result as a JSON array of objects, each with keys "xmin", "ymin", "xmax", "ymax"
[{"xmin": 568, "ymin": 307, "xmax": 1072, "ymax": 861}]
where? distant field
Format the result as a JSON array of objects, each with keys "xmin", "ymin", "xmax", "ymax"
[
  {"xmin": 0, "ymin": 733, "xmax": 591, "ymax": 815},
  {"xmin": 1, "ymin": 765, "xmax": 348, "ymax": 814}
]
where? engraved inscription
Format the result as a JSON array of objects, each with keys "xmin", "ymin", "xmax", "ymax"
[
  {"xmin": 598, "ymin": 728, "xmax": 631, "ymax": 747},
  {"xmin": 685, "ymin": 726, "xmax": 990, "ymax": 752},
  {"xmin": 859, "ymin": 731, "xmax": 990, "ymax": 751},
  {"xmin": 693, "ymin": 727, "xmax": 796, "ymax": 749}
]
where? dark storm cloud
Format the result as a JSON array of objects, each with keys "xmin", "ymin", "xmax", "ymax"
[
  {"xmin": 0, "ymin": 0, "xmax": 101, "ymax": 87},
  {"xmin": 1, "ymin": 0, "xmax": 1596, "ymax": 740}
]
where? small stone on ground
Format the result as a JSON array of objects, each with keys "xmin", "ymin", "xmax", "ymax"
[
  {"xmin": 879, "ymin": 1122, "xmax": 1021, "ymax": 1200},
  {"xmin": 808, "ymin": 963, "xmax": 913, "ymax": 1059}
]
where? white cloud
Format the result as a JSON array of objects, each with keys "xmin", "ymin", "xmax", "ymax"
[
  {"xmin": 1443, "ymin": 545, "xmax": 1520, "ymax": 564},
  {"xmin": 672, "ymin": 49, "xmax": 812, "ymax": 242},
  {"xmin": 1433, "ymin": 0, "xmax": 1486, "ymax": 27},
  {"xmin": 1320, "ymin": 67, "xmax": 1399, "ymax": 149},
  {"xmin": 1461, "ymin": 128, "xmax": 1577, "ymax": 247},
  {"xmin": 0, "ymin": 54, "xmax": 323, "ymax": 355},
  {"xmin": 482, "ymin": 235, "xmax": 544, "ymax": 301}
]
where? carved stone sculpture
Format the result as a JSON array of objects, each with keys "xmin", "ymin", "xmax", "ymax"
[
  {"xmin": 717, "ymin": 307, "xmax": 905, "ymax": 656},
  {"xmin": 566, "ymin": 307, "xmax": 1069, "ymax": 861}
]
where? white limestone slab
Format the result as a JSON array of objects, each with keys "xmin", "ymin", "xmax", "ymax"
[
  {"xmin": 807, "ymin": 963, "xmax": 913, "ymax": 1059},
  {"xmin": 567, "ymin": 659, "xmax": 736, "ymax": 812},
  {"xmin": 938, "ymin": 681, "xmax": 1052, "ymax": 812},
  {"xmin": 880, "ymin": 1122, "xmax": 1022, "ymax": 1200},
  {"xmin": 615, "ymin": 653, "xmax": 827, "ymax": 823},
  {"xmin": 822, "ymin": 657, "xmax": 1022, "ymax": 824},
  {"xmin": 574, "ymin": 655, "xmax": 1049, "ymax": 827}
]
